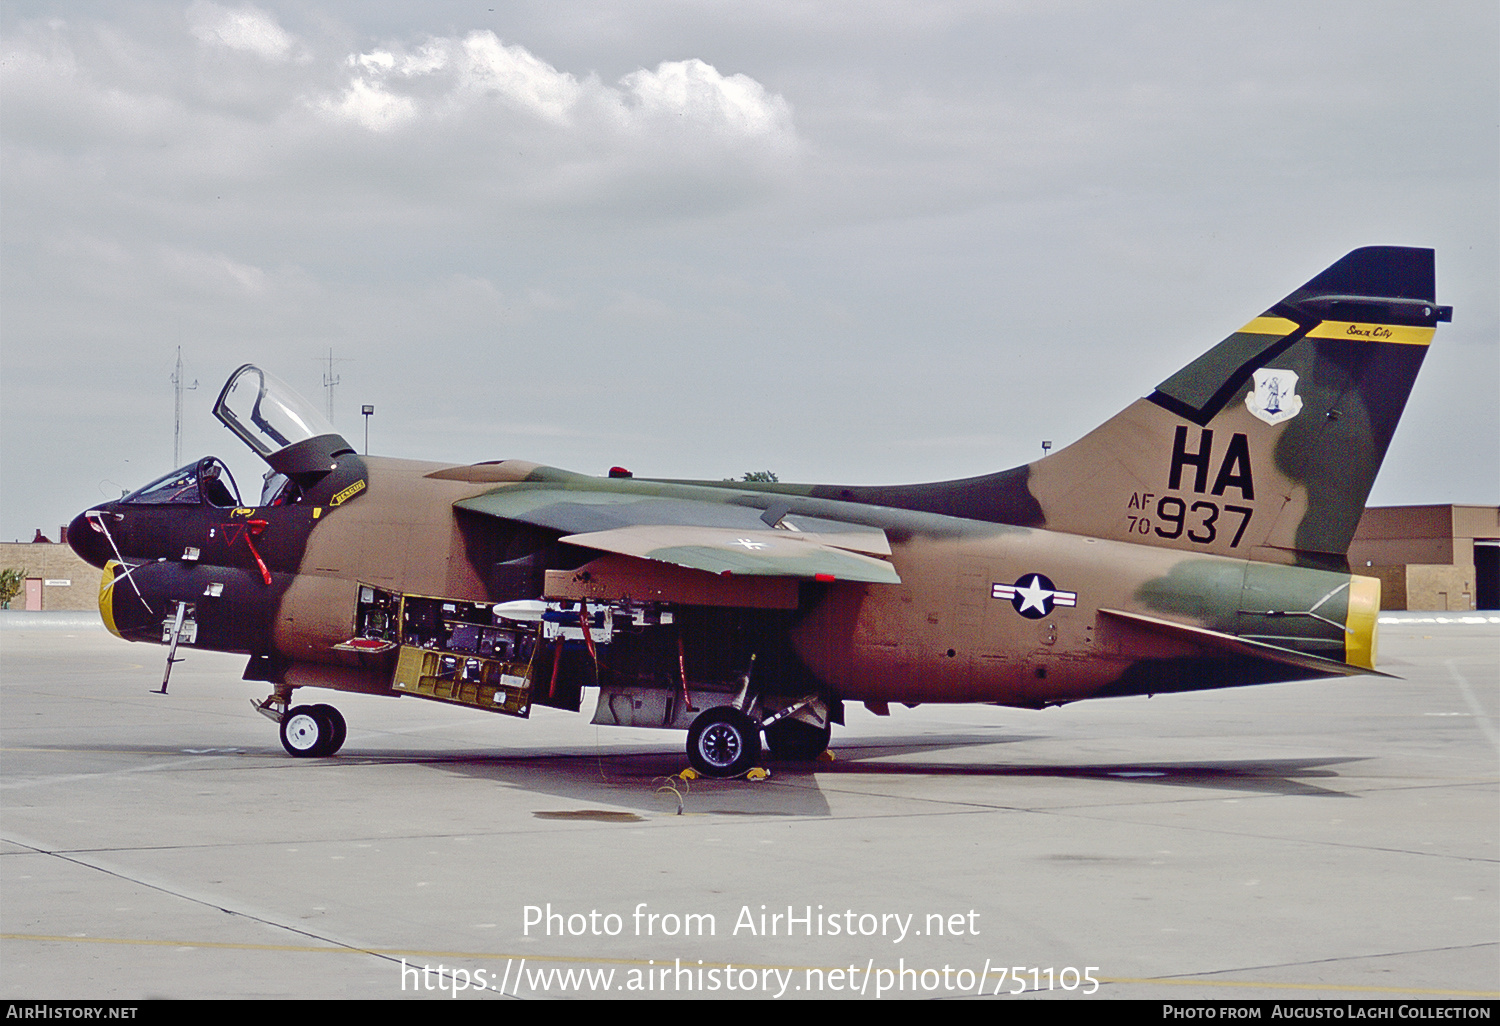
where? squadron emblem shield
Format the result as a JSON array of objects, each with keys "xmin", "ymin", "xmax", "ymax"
[{"xmin": 1245, "ymin": 368, "xmax": 1303, "ymax": 425}]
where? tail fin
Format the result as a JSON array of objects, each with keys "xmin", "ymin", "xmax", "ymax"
[{"xmin": 1028, "ymin": 246, "xmax": 1450, "ymax": 568}]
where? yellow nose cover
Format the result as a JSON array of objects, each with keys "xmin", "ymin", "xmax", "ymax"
[
  {"xmin": 1344, "ymin": 574, "xmax": 1381, "ymax": 670},
  {"xmin": 98, "ymin": 560, "xmax": 124, "ymax": 640}
]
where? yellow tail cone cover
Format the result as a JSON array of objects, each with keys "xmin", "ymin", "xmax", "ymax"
[{"xmin": 1345, "ymin": 574, "xmax": 1381, "ymax": 670}]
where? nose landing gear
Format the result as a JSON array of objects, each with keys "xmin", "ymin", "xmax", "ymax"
[
  {"xmin": 256, "ymin": 687, "xmax": 348, "ymax": 759},
  {"xmin": 276, "ymin": 703, "xmax": 347, "ymax": 758}
]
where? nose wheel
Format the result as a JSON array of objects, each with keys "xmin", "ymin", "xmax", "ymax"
[{"xmin": 280, "ymin": 704, "xmax": 346, "ymax": 758}]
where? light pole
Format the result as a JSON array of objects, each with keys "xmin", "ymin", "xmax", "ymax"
[{"xmin": 362, "ymin": 405, "xmax": 375, "ymax": 455}]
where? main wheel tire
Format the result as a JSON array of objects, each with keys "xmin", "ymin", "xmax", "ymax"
[
  {"xmin": 686, "ymin": 707, "xmax": 762, "ymax": 778},
  {"xmin": 310, "ymin": 704, "xmax": 346, "ymax": 755},
  {"xmin": 765, "ymin": 718, "xmax": 831, "ymax": 760},
  {"xmin": 281, "ymin": 705, "xmax": 334, "ymax": 758}
]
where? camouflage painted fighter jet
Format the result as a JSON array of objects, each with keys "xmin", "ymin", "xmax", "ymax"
[{"xmin": 67, "ymin": 247, "xmax": 1450, "ymax": 777}]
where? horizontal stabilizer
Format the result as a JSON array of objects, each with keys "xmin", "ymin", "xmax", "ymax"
[{"xmin": 1098, "ymin": 607, "xmax": 1392, "ymax": 679}]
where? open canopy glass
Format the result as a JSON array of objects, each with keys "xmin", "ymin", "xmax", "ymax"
[{"xmin": 213, "ymin": 365, "xmax": 337, "ymax": 461}]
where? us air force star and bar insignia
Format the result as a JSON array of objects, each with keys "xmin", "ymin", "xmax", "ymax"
[{"xmin": 992, "ymin": 574, "xmax": 1078, "ymax": 619}]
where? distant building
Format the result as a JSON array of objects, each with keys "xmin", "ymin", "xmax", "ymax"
[
  {"xmin": 1348, "ymin": 505, "xmax": 1499, "ymax": 611},
  {"xmin": 0, "ymin": 535, "xmax": 100, "ymax": 611}
]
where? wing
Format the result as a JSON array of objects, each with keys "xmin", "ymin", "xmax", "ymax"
[{"xmin": 455, "ymin": 484, "xmax": 900, "ymax": 585}]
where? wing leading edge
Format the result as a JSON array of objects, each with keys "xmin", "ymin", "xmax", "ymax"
[{"xmin": 455, "ymin": 486, "xmax": 900, "ymax": 584}]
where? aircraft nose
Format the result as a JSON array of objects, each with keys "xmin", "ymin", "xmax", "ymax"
[{"xmin": 67, "ymin": 509, "xmax": 113, "ymax": 569}]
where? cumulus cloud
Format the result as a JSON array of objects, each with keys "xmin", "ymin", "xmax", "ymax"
[
  {"xmin": 625, "ymin": 59, "xmax": 790, "ymax": 136},
  {"xmin": 186, "ymin": 2, "xmax": 296, "ymax": 61},
  {"xmin": 4, "ymin": 15, "xmax": 797, "ymax": 224},
  {"xmin": 450, "ymin": 33, "xmax": 586, "ymax": 124},
  {"xmin": 322, "ymin": 30, "xmax": 795, "ymax": 147},
  {"xmin": 293, "ymin": 31, "xmax": 801, "ymax": 216},
  {"xmin": 321, "ymin": 76, "xmax": 417, "ymax": 131}
]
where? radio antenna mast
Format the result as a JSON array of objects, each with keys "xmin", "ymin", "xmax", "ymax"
[
  {"xmin": 322, "ymin": 348, "xmax": 340, "ymax": 424},
  {"xmin": 171, "ymin": 347, "xmax": 197, "ymax": 466}
]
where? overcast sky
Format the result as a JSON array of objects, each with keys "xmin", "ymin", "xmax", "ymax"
[{"xmin": 3, "ymin": 1, "xmax": 1495, "ymax": 541}]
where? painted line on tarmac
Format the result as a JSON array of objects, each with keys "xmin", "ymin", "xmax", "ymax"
[{"xmin": 1447, "ymin": 659, "xmax": 1499, "ymax": 753}]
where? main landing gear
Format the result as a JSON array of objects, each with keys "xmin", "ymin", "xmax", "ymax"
[
  {"xmin": 684, "ymin": 700, "xmax": 832, "ymax": 778},
  {"xmin": 764, "ymin": 717, "xmax": 832, "ymax": 761},
  {"xmin": 686, "ymin": 707, "xmax": 762, "ymax": 778}
]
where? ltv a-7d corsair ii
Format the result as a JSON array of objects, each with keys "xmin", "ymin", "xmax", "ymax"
[{"xmin": 68, "ymin": 247, "xmax": 1450, "ymax": 777}]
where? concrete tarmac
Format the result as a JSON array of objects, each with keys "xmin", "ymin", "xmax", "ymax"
[{"xmin": 2, "ymin": 612, "xmax": 1496, "ymax": 1000}]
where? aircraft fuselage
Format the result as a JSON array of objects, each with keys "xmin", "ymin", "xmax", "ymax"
[
  {"xmin": 66, "ymin": 247, "xmax": 1445, "ymax": 773},
  {"xmin": 70, "ymin": 451, "xmax": 1374, "ymax": 714}
]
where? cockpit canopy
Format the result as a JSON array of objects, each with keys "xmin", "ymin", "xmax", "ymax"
[
  {"xmin": 121, "ymin": 457, "xmax": 242, "ymax": 508},
  {"xmin": 214, "ymin": 365, "xmax": 338, "ymax": 460},
  {"xmin": 210, "ymin": 364, "xmax": 366, "ymax": 508}
]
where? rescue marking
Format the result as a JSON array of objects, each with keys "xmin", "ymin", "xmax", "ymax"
[
  {"xmin": 992, "ymin": 574, "xmax": 1077, "ymax": 619},
  {"xmin": 330, "ymin": 479, "xmax": 366, "ymax": 506}
]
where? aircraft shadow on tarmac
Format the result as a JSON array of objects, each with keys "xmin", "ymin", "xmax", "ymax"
[
  {"xmin": 321, "ymin": 733, "xmax": 1365, "ymax": 817},
  {"xmin": 23, "ymin": 732, "xmax": 1364, "ymax": 819}
]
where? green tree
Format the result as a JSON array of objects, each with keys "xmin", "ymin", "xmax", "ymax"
[
  {"xmin": 0, "ymin": 568, "xmax": 26, "ymax": 610},
  {"xmin": 740, "ymin": 471, "xmax": 778, "ymax": 483}
]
